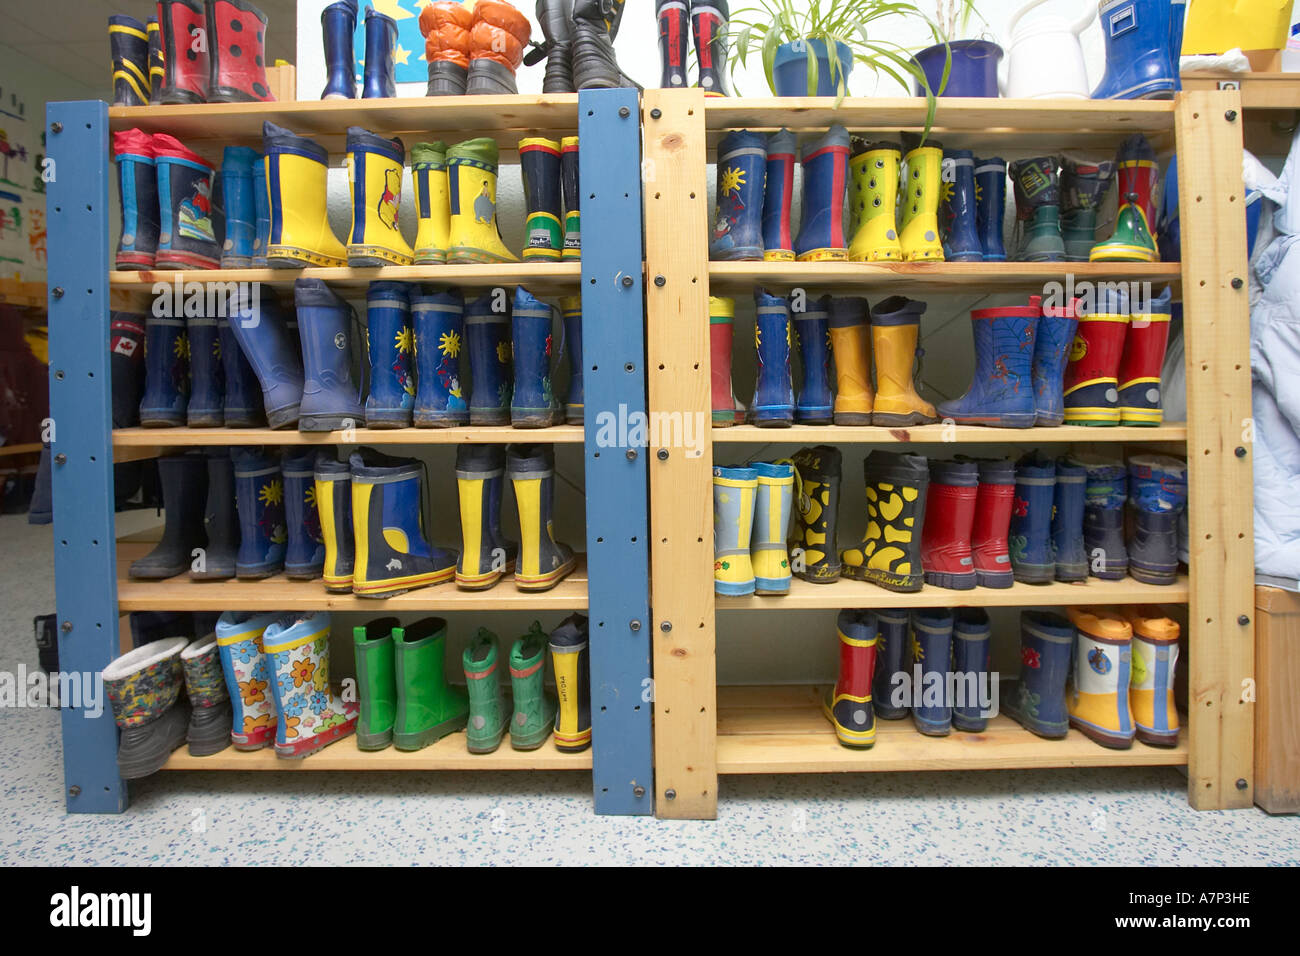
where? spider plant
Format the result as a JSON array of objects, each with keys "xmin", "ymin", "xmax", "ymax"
[{"xmin": 932, "ymin": 0, "xmax": 987, "ymax": 42}]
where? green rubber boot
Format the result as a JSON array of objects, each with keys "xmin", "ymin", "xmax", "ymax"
[
  {"xmin": 353, "ymin": 616, "xmax": 399, "ymax": 751},
  {"xmin": 393, "ymin": 616, "xmax": 469, "ymax": 751},
  {"xmin": 509, "ymin": 621, "xmax": 556, "ymax": 751},
  {"xmin": 463, "ymin": 628, "xmax": 509, "ymax": 753}
]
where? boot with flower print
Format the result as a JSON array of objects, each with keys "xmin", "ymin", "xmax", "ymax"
[
  {"xmin": 180, "ymin": 632, "xmax": 233, "ymax": 756},
  {"xmin": 103, "ymin": 636, "xmax": 192, "ymax": 778},
  {"xmin": 262, "ymin": 611, "xmax": 359, "ymax": 758},
  {"xmin": 215, "ymin": 611, "xmax": 280, "ymax": 750}
]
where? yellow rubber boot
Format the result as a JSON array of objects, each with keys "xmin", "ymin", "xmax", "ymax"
[
  {"xmin": 751, "ymin": 462, "xmax": 794, "ymax": 595},
  {"xmin": 1123, "ymin": 605, "xmax": 1181, "ymax": 747},
  {"xmin": 345, "ymin": 126, "xmax": 415, "ymax": 267},
  {"xmin": 898, "ymin": 145, "xmax": 945, "ymax": 263},
  {"xmin": 869, "ymin": 296, "xmax": 936, "ymax": 427},
  {"xmin": 1067, "ymin": 606, "xmax": 1136, "ymax": 749},
  {"xmin": 446, "ymin": 137, "xmax": 518, "ymax": 264},
  {"xmin": 713, "ymin": 464, "xmax": 758, "ymax": 596},
  {"xmin": 263, "ymin": 121, "xmax": 347, "ymax": 268},
  {"xmin": 828, "ymin": 296, "xmax": 874, "ymax": 425},
  {"xmin": 848, "ymin": 140, "xmax": 903, "ymax": 262},
  {"xmin": 411, "ymin": 141, "xmax": 450, "ymax": 265}
]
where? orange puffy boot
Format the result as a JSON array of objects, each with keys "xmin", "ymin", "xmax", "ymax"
[
  {"xmin": 466, "ymin": 1, "xmax": 531, "ymax": 95},
  {"xmin": 1123, "ymin": 605, "xmax": 1181, "ymax": 747},
  {"xmin": 420, "ymin": 1, "xmax": 473, "ymax": 96}
]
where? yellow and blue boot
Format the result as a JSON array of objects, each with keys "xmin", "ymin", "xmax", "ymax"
[
  {"xmin": 848, "ymin": 138, "xmax": 903, "ymax": 262},
  {"xmin": 215, "ymin": 611, "xmax": 280, "ymax": 750},
  {"xmin": 113, "ymin": 129, "xmax": 159, "ymax": 270},
  {"xmin": 411, "ymin": 141, "xmax": 450, "ymax": 265},
  {"xmin": 794, "ymin": 294, "xmax": 833, "ymax": 424},
  {"xmin": 507, "ymin": 444, "xmax": 576, "ymax": 591},
  {"xmin": 219, "ymin": 146, "xmax": 259, "ymax": 268},
  {"xmin": 392, "ymin": 617, "xmax": 468, "ymax": 750},
  {"xmin": 353, "ymin": 616, "xmax": 399, "ymax": 750},
  {"xmin": 828, "ymin": 296, "xmax": 874, "ymax": 424},
  {"xmin": 1003, "ymin": 610, "xmax": 1073, "ymax": 738},
  {"xmin": 520, "ymin": 136, "xmax": 564, "ymax": 261},
  {"xmin": 750, "ymin": 288, "xmax": 795, "ymax": 427},
  {"xmin": 510, "ymin": 286, "xmax": 561, "ymax": 427},
  {"xmin": 456, "ymin": 443, "xmax": 517, "ymax": 590},
  {"xmin": 294, "ymin": 278, "xmax": 365, "ymax": 432},
  {"xmin": 413, "ymin": 287, "xmax": 468, "ymax": 427},
  {"xmin": 911, "ymin": 607, "xmax": 954, "ymax": 736},
  {"xmin": 951, "ymin": 607, "xmax": 992, "ymax": 732},
  {"xmin": 789, "ymin": 445, "xmax": 841, "ymax": 583},
  {"xmin": 232, "ymin": 445, "xmax": 286, "ymax": 579},
  {"xmin": 153, "ymin": 133, "xmax": 222, "ymax": 270},
  {"xmin": 713, "ymin": 464, "xmax": 757, "ymax": 596},
  {"xmin": 1090, "ymin": 135, "xmax": 1160, "ymax": 262},
  {"xmin": 463, "ymin": 629, "xmax": 510, "ymax": 753},
  {"xmin": 349, "ymin": 447, "xmax": 458, "ymax": 598},
  {"xmin": 282, "ymin": 450, "xmax": 325, "ymax": 581},
  {"xmin": 870, "ymin": 296, "xmax": 937, "ymax": 427},
  {"xmin": 840, "ymin": 450, "xmax": 930, "ymax": 592},
  {"xmin": 263, "ymin": 121, "xmax": 347, "ymax": 268},
  {"xmin": 898, "ymin": 143, "xmax": 945, "ymax": 262},
  {"xmin": 510, "ymin": 622, "xmax": 557, "ymax": 750},
  {"xmin": 751, "ymin": 461, "xmax": 794, "ymax": 595},
  {"xmin": 561, "ymin": 136, "xmax": 581, "ymax": 260},
  {"xmin": 346, "ymin": 127, "xmax": 414, "ymax": 267},
  {"xmin": 313, "ymin": 453, "xmax": 354, "ymax": 593},
  {"xmin": 364, "ymin": 281, "xmax": 415, "ymax": 428},
  {"xmin": 109, "ymin": 15, "xmax": 150, "ymax": 107},
  {"xmin": 1067, "ymin": 606, "xmax": 1136, "ymax": 749},
  {"xmin": 446, "ymin": 138, "xmax": 518, "ymax": 264},
  {"xmin": 873, "ymin": 609, "xmax": 910, "ymax": 720},
  {"xmin": 549, "ymin": 613, "xmax": 592, "ymax": 753},
  {"xmin": 823, "ymin": 610, "xmax": 879, "ymax": 748},
  {"xmin": 466, "ymin": 292, "xmax": 512, "ymax": 425},
  {"xmin": 262, "ymin": 612, "xmax": 359, "ymax": 758},
  {"xmin": 561, "ymin": 295, "xmax": 584, "ymax": 424},
  {"xmin": 710, "ymin": 129, "xmax": 766, "ymax": 261},
  {"xmin": 1123, "ymin": 605, "xmax": 1181, "ymax": 747},
  {"xmin": 794, "ymin": 125, "xmax": 851, "ymax": 262}
]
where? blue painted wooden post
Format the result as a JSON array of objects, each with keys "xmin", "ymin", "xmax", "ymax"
[
  {"xmin": 46, "ymin": 101, "xmax": 126, "ymax": 813},
  {"xmin": 579, "ymin": 88, "xmax": 653, "ymax": 815}
]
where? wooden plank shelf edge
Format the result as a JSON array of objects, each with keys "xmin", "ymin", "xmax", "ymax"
[
  {"xmin": 712, "ymin": 423, "xmax": 1188, "ymax": 444},
  {"xmin": 113, "ymin": 425, "xmax": 586, "ymax": 449}
]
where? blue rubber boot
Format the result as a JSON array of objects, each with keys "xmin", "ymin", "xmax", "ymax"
[
  {"xmin": 974, "ymin": 157, "xmax": 1007, "ymax": 261},
  {"xmin": 139, "ymin": 314, "xmax": 190, "ymax": 427},
  {"xmin": 911, "ymin": 608, "xmax": 953, "ymax": 736},
  {"xmin": 1002, "ymin": 610, "xmax": 1073, "ymax": 738},
  {"xmin": 561, "ymin": 296, "xmax": 583, "ymax": 424},
  {"xmin": 314, "ymin": 454, "xmax": 354, "ymax": 593},
  {"xmin": 128, "ymin": 455, "xmax": 207, "ymax": 579},
  {"xmin": 466, "ymin": 292, "xmax": 512, "ymax": 426},
  {"xmin": 1170, "ymin": 0, "xmax": 1186, "ymax": 90},
  {"xmin": 219, "ymin": 146, "xmax": 258, "ymax": 268},
  {"xmin": 294, "ymin": 278, "xmax": 365, "ymax": 432},
  {"xmin": 872, "ymin": 610, "xmax": 910, "ymax": 720},
  {"xmin": 186, "ymin": 312, "xmax": 225, "ymax": 426},
  {"xmin": 710, "ymin": 129, "xmax": 766, "ymax": 261},
  {"xmin": 232, "ymin": 446, "xmax": 286, "ymax": 578},
  {"xmin": 750, "ymin": 288, "xmax": 794, "ymax": 427},
  {"xmin": 712, "ymin": 464, "xmax": 757, "ymax": 596},
  {"xmin": 511, "ymin": 286, "xmax": 561, "ymax": 427},
  {"xmin": 1092, "ymin": 0, "xmax": 1179, "ymax": 101},
  {"xmin": 1010, "ymin": 157, "xmax": 1064, "ymax": 262},
  {"xmin": 413, "ymin": 288, "xmax": 468, "ymax": 427},
  {"xmin": 941, "ymin": 149, "xmax": 982, "ymax": 262},
  {"xmin": 1031, "ymin": 299, "xmax": 1080, "ymax": 426},
  {"xmin": 320, "ymin": 0, "xmax": 358, "ymax": 99},
  {"xmin": 225, "ymin": 286, "xmax": 304, "ymax": 430},
  {"xmin": 113, "ymin": 129, "xmax": 159, "ymax": 270},
  {"xmin": 794, "ymin": 295, "xmax": 833, "ymax": 424},
  {"xmin": 219, "ymin": 317, "xmax": 264, "ymax": 427},
  {"xmin": 362, "ymin": 5, "xmax": 397, "ymax": 99},
  {"xmin": 252, "ymin": 156, "xmax": 270, "ymax": 266},
  {"xmin": 364, "ymin": 281, "xmax": 414, "ymax": 428},
  {"xmin": 1127, "ymin": 454, "xmax": 1187, "ymax": 585},
  {"xmin": 794, "ymin": 125, "xmax": 851, "ymax": 262},
  {"xmin": 282, "ymin": 450, "xmax": 325, "ymax": 580},
  {"xmin": 951, "ymin": 608, "xmax": 992, "ymax": 732},
  {"xmin": 1010, "ymin": 451, "xmax": 1056, "ymax": 583},
  {"xmin": 762, "ymin": 128, "xmax": 796, "ymax": 261},
  {"xmin": 1052, "ymin": 455, "xmax": 1088, "ymax": 581},
  {"xmin": 937, "ymin": 302, "xmax": 1039, "ymax": 428},
  {"xmin": 1081, "ymin": 456, "xmax": 1129, "ymax": 580}
]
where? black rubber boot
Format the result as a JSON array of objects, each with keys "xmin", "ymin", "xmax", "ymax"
[
  {"xmin": 129, "ymin": 455, "xmax": 208, "ymax": 579},
  {"xmin": 191, "ymin": 452, "xmax": 238, "ymax": 580},
  {"xmin": 524, "ymin": 0, "xmax": 575, "ymax": 92},
  {"xmin": 571, "ymin": 0, "xmax": 630, "ymax": 90}
]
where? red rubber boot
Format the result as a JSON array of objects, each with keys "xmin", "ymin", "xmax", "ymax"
[
  {"xmin": 157, "ymin": 0, "xmax": 210, "ymax": 104},
  {"xmin": 920, "ymin": 459, "xmax": 979, "ymax": 590},
  {"xmin": 709, "ymin": 296, "xmax": 743, "ymax": 426},
  {"xmin": 822, "ymin": 610, "xmax": 879, "ymax": 748},
  {"xmin": 206, "ymin": 0, "xmax": 275, "ymax": 103},
  {"xmin": 968, "ymin": 457, "xmax": 1015, "ymax": 588}
]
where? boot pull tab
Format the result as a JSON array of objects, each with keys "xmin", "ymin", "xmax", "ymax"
[{"xmin": 523, "ymin": 39, "xmax": 551, "ymax": 67}]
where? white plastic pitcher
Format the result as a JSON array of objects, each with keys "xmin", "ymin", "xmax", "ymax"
[{"xmin": 1000, "ymin": 0, "xmax": 1097, "ymax": 99}]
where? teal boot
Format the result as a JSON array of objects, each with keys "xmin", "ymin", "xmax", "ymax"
[
  {"xmin": 463, "ymin": 629, "xmax": 509, "ymax": 753},
  {"xmin": 509, "ymin": 621, "xmax": 557, "ymax": 750},
  {"xmin": 392, "ymin": 617, "xmax": 469, "ymax": 751},
  {"xmin": 353, "ymin": 616, "xmax": 398, "ymax": 750},
  {"xmin": 1010, "ymin": 156, "xmax": 1065, "ymax": 262}
]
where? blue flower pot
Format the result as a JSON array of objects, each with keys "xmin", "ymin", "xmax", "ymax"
[
  {"xmin": 911, "ymin": 39, "xmax": 1003, "ymax": 97},
  {"xmin": 773, "ymin": 39, "xmax": 854, "ymax": 97}
]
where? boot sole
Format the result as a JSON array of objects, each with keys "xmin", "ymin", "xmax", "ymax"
[
  {"xmin": 975, "ymin": 570, "xmax": 1014, "ymax": 588},
  {"xmin": 871, "ymin": 412, "xmax": 936, "ymax": 427},
  {"xmin": 393, "ymin": 712, "xmax": 469, "ymax": 751},
  {"xmin": 129, "ymin": 565, "xmax": 188, "ymax": 580},
  {"xmin": 275, "ymin": 719, "xmax": 357, "ymax": 758},
  {"xmin": 266, "ymin": 404, "xmax": 301, "ymax": 430},
  {"xmin": 940, "ymin": 414, "xmax": 1037, "ymax": 428},
  {"xmin": 842, "ymin": 565, "xmax": 923, "ymax": 592},
  {"xmin": 118, "ymin": 721, "xmax": 189, "ymax": 779},
  {"xmin": 1068, "ymin": 717, "xmax": 1136, "ymax": 749},
  {"xmin": 189, "ymin": 569, "xmax": 236, "ymax": 581},
  {"xmin": 511, "ymin": 728, "xmax": 554, "ymax": 750},
  {"xmin": 1136, "ymin": 728, "xmax": 1180, "ymax": 747},
  {"xmin": 364, "ymin": 415, "xmax": 413, "ymax": 429},
  {"xmin": 469, "ymin": 412, "xmax": 511, "ymax": 426},
  {"xmin": 514, "ymin": 558, "xmax": 576, "ymax": 591},
  {"xmin": 833, "ymin": 412, "xmax": 873, "ymax": 426},
  {"xmin": 356, "ymin": 729, "xmax": 394, "ymax": 751},
  {"xmin": 1129, "ymin": 567, "xmax": 1178, "ymax": 586},
  {"xmin": 353, "ymin": 567, "xmax": 456, "ymax": 597},
  {"xmin": 285, "ymin": 568, "xmax": 324, "ymax": 581},
  {"xmin": 923, "ymin": 570, "xmax": 976, "ymax": 590},
  {"xmin": 794, "ymin": 569, "xmax": 842, "ymax": 584},
  {"xmin": 299, "ymin": 415, "xmax": 365, "ymax": 432},
  {"xmin": 413, "ymin": 415, "xmax": 471, "ymax": 427},
  {"xmin": 951, "ymin": 715, "xmax": 989, "ymax": 733},
  {"xmin": 1013, "ymin": 567, "xmax": 1056, "ymax": 584},
  {"xmin": 714, "ymin": 580, "xmax": 756, "ymax": 596},
  {"xmin": 348, "ymin": 253, "xmax": 414, "ymax": 268}
]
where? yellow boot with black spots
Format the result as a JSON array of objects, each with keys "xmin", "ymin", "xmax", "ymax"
[
  {"xmin": 789, "ymin": 445, "xmax": 842, "ymax": 583},
  {"xmin": 840, "ymin": 451, "xmax": 930, "ymax": 593}
]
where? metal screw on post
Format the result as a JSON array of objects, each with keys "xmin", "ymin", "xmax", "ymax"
[
  {"xmin": 52, "ymin": 287, "xmax": 64, "ymax": 299},
  {"xmin": 1235, "ymin": 446, "xmax": 1247, "ymax": 458},
  {"xmin": 1236, "ymin": 778, "xmax": 1248, "ymax": 790},
  {"xmin": 654, "ymin": 275, "xmax": 666, "ymax": 287},
  {"xmin": 664, "ymin": 788, "xmax": 676, "ymax": 800},
  {"xmin": 660, "ymin": 621, "xmax": 672, "ymax": 633},
  {"xmin": 657, "ymin": 448, "xmax": 669, "ymax": 460},
  {"xmin": 626, "ymin": 448, "xmax": 637, "ymax": 461},
  {"xmin": 1225, "ymin": 109, "xmax": 1238, "ymax": 122},
  {"xmin": 1232, "ymin": 277, "xmax": 1244, "ymax": 289},
  {"xmin": 629, "ymin": 619, "xmax": 641, "ymax": 632},
  {"xmin": 60, "ymin": 621, "xmax": 72, "ymax": 633},
  {"xmin": 54, "ymin": 453, "xmax": 67, "ymax": 465},
  {"xmin": 50, "ymin": 122, "xmax": 63, "ymax": 134},
  {"xmin": 619, "ymin": 106, "xmax": 630, "ymax": 118},
  {"xmin": 67, "ymin": 785, "xmax": 80, "ymax": 796},
  {"xmin": 621, "ymin": 275, "xmax": 634, "ymax": 288},
  {"xmin": 650, "ymin": 108, "xmax": 662, "ymax": 119},
  {"xmin": 1238, "ymin": 615, "xmax": 1251, "ymax": 626},
  {"xmin": 633, "ymin": 785, "xmax": 646, "ymax": 798}
]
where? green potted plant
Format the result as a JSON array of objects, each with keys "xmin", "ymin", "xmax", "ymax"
[{"xmin": 911, "ymin": 2, "xmax": 1001, "ymax": 97}]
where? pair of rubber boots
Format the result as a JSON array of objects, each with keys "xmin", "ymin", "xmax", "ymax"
[
  {"xmin": 712, "ymin": 459, "xmax": 795, "ymax": 596},
  {"xmin": 656, "ymin": 0, "xmax": 731, "ymax": 94},
  {"xmin": 104, "ymin": 632, "xmax": 234, "ymax": 777},
  {"xmin": 937, "ymin": 150, "xmax": 1009, "ymax": 261},
  {"xmin": 459, "ymin": 616, "xmax": 593, "ymax": 753},
  {"xmin": 1063, "ymin": 284, "xmax": 1175, "ymax": 426},
  {"xmin": 918, "ymin": 457, "xmax": 1018, "ymax": 590},
  {"xmin": 1005, "ymin": 451, "xmax": 1089, "ymax": 584},
  {"xmin": 520, "ymin": 136, "xmax": 582, "ymax": 262},
  {"xmin": 1003, "ymin": 607, "xmax": 1181, "ymax": 748},
  {"xmin": 113, "ymin": 0, "xmax": 273, "ymax": 106},
  {"xmin": 1078, "ymin": 453, "xmax": 1187, "ymax": 586},
  {"xmin": 319, "ymin": 1, "xmax": 398, "ymax": 99},
  {"xmin": 937, "ymin": 295, "xmax": 1081, "ymax": 428},
  {"xmin": 839, "ymin": 451, "xmax": 930, "ymax": 592},
  {"xmin": 416, "ymin": 0, "xmax": 531, "ymax": 95},
  {"xmin": 215, "ymin": 611, "xmax": 358, "ymax": 757},
  {"xmin": 846, "ymin": 136, "xmax": 947, "ymax": 263}
]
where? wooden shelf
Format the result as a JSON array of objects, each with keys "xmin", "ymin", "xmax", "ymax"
[
  {"xmin": 708, "ymin": 261, "xmax": 1182, "ymax": 294},
  {"xmin": 112, "ymin": 425, "xmax": 584, "ymax": 456},
  {"xmin": 1181, "ymin": 73, "xmax": 1300, "ymax": 109},
  {"xmin": 716, "ymin": 573, "xmax": 1189, "ymax": 610},
  {"xmin": 116, "ymin": 543, "xmax": 588, "ymax": 611},
  {"xmin": 110, "ymin": 262, "xmax": 583, "ymax": 293},
  {"xmin": 715, "ymin": 685, "xmax": 1188, "ymax": 774},
  {"xmin": 161, "ymin": 732, "xmax": 591, "ymax": 772},
  {"xmin": 712, "ymin": 423, "xmax": 1187, "ymax": 444}
]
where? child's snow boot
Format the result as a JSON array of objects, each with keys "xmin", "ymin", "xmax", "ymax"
[
  {"xmin": 139, "ymin": 312, "xmax": 189, "ymax": 427},
  {"xmin": 263, "ymin": 612, "xmax": 359, "ymax": 757},
  {"xmin": 1009, "ymin": 451, "xmax": 1055, "ymax": 583},
  {"xmin": 1127, "ymin": 454, "xmax": 1186, "ymax": 585},
  {"xmin": 412, "ymin": 141, "xmax": 451, "ymax": 264},
  {"xmin": 1117, "ymin": 285, "xmax": 1173, "ymax": 424},
  {"xmin": 511, "ymin": 286, "xmax": 561, "ymax": 427},
  {"xmin": 1123, "ymin": 606, "xmax": 1181, "ymax": 746},
  {"xmin": 847, "ymin": 139, "xmax": 902, "ymax": 262},
  {"xmin": 320, "ymin": 0, "xmax": 358, "ymax": 98},
  {"xmin": 446, "ymin": 138, "xmax": 518, "ymax": 263},
  {"xmin": 952, "ymin": 608, "xmax": 992, "ymax": 732},
  {"xmin": 364, "ymin": 281, "xmax": 415, "ymax": 427},
  {"xmin": 561, "ymin": 295, "xmax": 584, "ymax": 423},
  {"xmin": 392, "ymin": 617, "xmax": 468, "ymax": 748},
  {"xmin": 294, "ymin": 278, "xmax": 365, "ymax": 432},
  {"xmin": 109, "ymin": 15, "xmax": 150, "ymax": 106},
  {"xmin": 232, "ymin": 445, "xmax": 286, "ymax": 578},
  {"xmin": 282, "ymin": 450, "xmax": 325, "ymax": 580},
  {"xmin": 507, "ymin": 444, "xmax": 576, "ymax": 590},
  {"xmin": 466, "ymin": 291, "xmax": 513, "ymax": 425},
  {"xmin": 713, "ymin": 464, "xmax": 757, "ymax": 596},
  {"xmin": 413, "ymin": 288, "xmax": 468, "ymax": 426},
  {"xmin": 911, "ymin": 608, "xmax": 954, "ymax": 736},
  {"xmin": 1060, "ymin": 156, "xmax": 1115, "ymax": 261},
  {"xmin": 920, "ymin": 458, "xmax": 979, "ymax": 590},
  {"xmin": 190, "ymin": 452, "xmax": 237, "ymax": 580},
  {"xmin": 762, "ymin": 129, "xmax": 796, "ymax": 261},
  {"xmin": 1081, "ymin": 455, "xmax": 1128, "ymax": 580},
  {"xmin": 1010, "ymin": 156, "xmax": 1065, "ymax": 261},
  {"xmin": 1031, "ymin": 297, "xmax": 1080, "ymax": 425},
  {"xmin": 314, "ymin": 454, "xmax": 354, "ymax": 593},
  {"xmin": 225, "ymin": 286, "xmax": 304, "ymax": 429},
  {"xmin": 205, "ymin": 0, "xmax": 274, "ymax": 102},
  {"xmin": 751, "ymin": 461, "xmax": 794, "ymax": 595},
  {"xmin": 549, "ymin": 613, "xmax": 592, "ymax": 752},
  {"xmin": 129, "ymin": 455, "xmax": 207, "ymax": 579},
  {"xmin": 1067, "ymin": 607, "xmax": 1135, "ymax": 749},
  {"xmin": 1091, "ymin": 134, "xmax": 1160, "ymax": 261},
  {"xmin": 215, "ymin": 611, "xmax": 279, "ymax": 750},
  {"xmin": 823, "ymin": 610, "xmax": 879, "ymax": 748},
  {"xmin": 789, "ymin": 445, "xmax": 841, "ymax": 583},
  {"xmin": 181, "ymin": 632, "xmax": 232, "ymax": 756},
  {"xmin": 510, "ymin": 621, "xmax": 557, "ymax": 749},
  {"xmin": 561, "ymin": 137, "xmax": 581, "ymax": 260},
  {"xmin": 362, "ymin": 5, "xmax": 398, "ymax": 98},
  {"xmin": 113, "ymin": 129, "xmax": 158, "ymax": 269},
  {"xmin": 795, "ymin": 125, "xmax": 851, "ymax": 261},
  {"xmin": 464, "ymin": 629, "xmax": 509, "ymax": 753},
  {"xmin": 418, "ymin": 0, "xmax": 471, "ymax": 95},
  {"xmin": 870, "ymin": 296, "xmax": 937, "ymax": 427},
  {"xmin": 520, "ymin": 136, "xmax": 564, "ymax": 261},
  {"xmin": 1091, "ymin": 0, "xmax": 1179, "ymax": 100},
  {"xmin": 571, "ymin": 0, "xmax": 629, "ymax": 90},
  {"xmin": 1063, "ymin": 286, "xmax": 1129, "ymax": 425},
  {"xmin": 794, "ymin": 295, "xmax": 833, "ymax": 424},
  {"xmin": 345, "ymin": 127, "xmax": 414, "ymax": 266},
  {"xmin": 263, "ymin": 122, "xmax": 348, "ymax": 267},
  {"xmin": 354, "ymin": 616, "xmax": 399, "ymax": 750},
  {"xmin": 937, "ymin": 301, "xmax": 1040, "ymax": 428},
  {"xmin": 464, "ymin": 0, "xmax": 531, "ymax": 94},
  {"xmin": 1052, "ymin": 455, "xmax": 1088, "ymax": 581},
  {"xmin": 968, "ymin": 457, "xmax": 1015, "ymax": 588},
  {"xmin": 710, "ymin": 129, "xmax": 766, "ymax": 261},
  {"xmin": 186, "ymin": 310, "xmax": 225, "ymax": 426},
  {"xmin": 898, "ymin": 143, "xmax": 944, "ymax": 262},
  {"xmin": 941, "ymin": 149, "xmax": 982, "ymax": 261},
  {"xmin": 872, "ymin": 610, "xmax": 910, "ymax": 719},
  {"xmin": 974, "ymin": 156, "xmax": 1008, "ymax": 261},
  {"xmin": 709, "ymin": 296, "xmax": 744, "ymax": 426},
  {"xmin": 828, "ymin": 296, "xmax": 873, "ymax": 425},
  {"xmin": 104, "ymin": 636, "xmax": 192, "ymax": 777},
  {"xmin": 456, "ymin": 443, "xmax": 517, "ymax": 590},
  {"xmin": 841, "ymin": 450, "xmax": 929, "ymax": 592},
  {"xmin": 749, "ymin": 289, "xmax": 794, "ymax": 426},
  {"xmin": 1003, "ymin": 610, "xmax": 1073, "ymax": 738},
  {"xmin": 153, "ymin": 133, "xmax": 221, "ymax": 269},
  {"xmin": 157, "ymin": 0, "xmax": 209, "ymax": 104}
]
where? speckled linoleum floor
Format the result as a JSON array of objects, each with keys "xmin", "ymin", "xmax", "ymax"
[{"xmin": 3, "ymin": 513, "xmax": 1297, "ymax": 866}]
